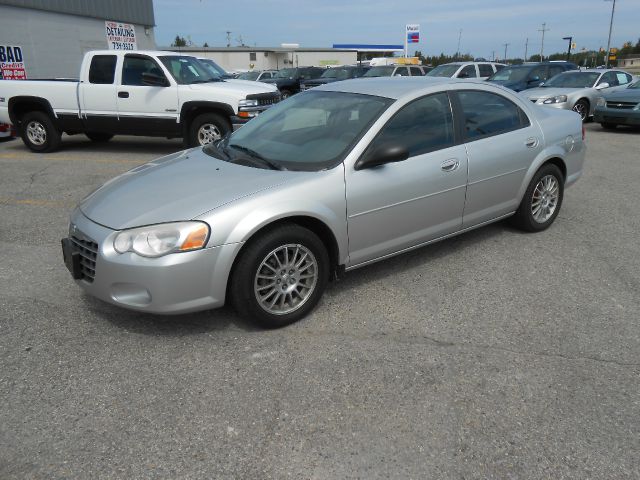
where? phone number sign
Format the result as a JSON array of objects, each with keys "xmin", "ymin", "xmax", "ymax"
[{"xmin": 105, "ymin": 21, "xmax": 137, "ymax": 50}]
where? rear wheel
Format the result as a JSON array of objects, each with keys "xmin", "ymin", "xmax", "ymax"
[
  {"xmin": 187, "ymin": 113, "xmax": 230, "ymax": 147},
  {"xmin": 86, "ymin": 132, "xmax": 114, "ymax": 142},
  {"xmin": 510, "ymin": 163, "xmax": 564, "ymax": 232},
  {"xmin": 601, "ymin": 122, "xmax": 617, "ymax": 130},
  {"xmin": 572, "ymin": 99, "xmax": 589, "ymax": 122},
  {"xmin": 229, "ymin": 224, "xmax": 329, "ymax": 328},
  {"xmin": 20, "ymin": 111, "xmax": 61, "ymax": 153}
]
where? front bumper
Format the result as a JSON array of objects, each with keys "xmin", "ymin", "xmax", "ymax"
[
  {"xmin": 593, "ymin": 107, "xmax": 640, "ymax": 126},
  {"xmin": 64, "ymin": 208, "xmax": 242, "ymax": 314}
]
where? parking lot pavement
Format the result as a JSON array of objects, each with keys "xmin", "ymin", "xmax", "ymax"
[{"xmin": 1, "ymin": 126, "xmax": 639, "ymax": 479}]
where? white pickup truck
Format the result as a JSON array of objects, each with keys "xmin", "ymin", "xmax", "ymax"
[{"xmin": 0, "ymin": 50, "xmax": 280, "ymax": 152}]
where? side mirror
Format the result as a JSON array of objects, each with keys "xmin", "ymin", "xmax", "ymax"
[
  {"xmin": 355, "ymin": 144, "xmax": 410, "ymax": 171},
  {"xmin": 142, "ymin": 72, "xmax": 169, "ymax": 87},
  {"xmin": 596, "ymin": 82, "xmax": 609, "ymax": 90},
  {"xmin": 539, "ymin": 82, "xmax": 545, "ymax": 86}
]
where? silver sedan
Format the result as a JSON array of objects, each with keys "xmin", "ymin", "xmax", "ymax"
[
  {"xmin": 62, "ymin": 77, "xmax": 585, "ymax": 328},
  {"xmin": 524, "ymin": 69, "xmax": 636, "ymax": 121}
]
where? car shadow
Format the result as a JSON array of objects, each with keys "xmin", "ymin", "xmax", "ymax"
[{"xmin": 59, "ymin": 135, "xmax": 185, "ymax": 155}]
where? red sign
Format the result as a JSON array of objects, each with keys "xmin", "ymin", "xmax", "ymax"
[
  {"xmin": 0, "ymin": 46, "xmax": 27, "ymax": 80},
  {"xmin": 1, "ymin": 63, "xmax": 27, "ymax": 80}
]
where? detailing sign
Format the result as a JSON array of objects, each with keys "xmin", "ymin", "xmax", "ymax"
[
  {"xmin": 105, "ymin": 21, "xmax": 137, "ymax": 50},
  {"xmin": 0, "ymin": 45, "xmax": 27, "ymax": 80},
  {"xmin": 406, "ymin": 24, "xmax": 420, "ymax": 44}
]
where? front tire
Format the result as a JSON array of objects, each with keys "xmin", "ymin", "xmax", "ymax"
[
  {"xmin": 229, "ymin": 224, "xmax": 330, "ymax": 328},
  {"xmin": 20, "ymin": 111, "xmax": 61, "ymax": 153},
  {"xmin": 511, "ymin": 163, "xmax": 564, "ymax": 232},
  {"xmin": 86, "ymin": 132, "xmax": 114, "ymax": 142},
  {"xmin": 187, "ymin": 113, "xmax": 230, "ymax": 147},
  {"xmin": 572, "ymin": 99, "xmax": 589, "ymax": 122}
]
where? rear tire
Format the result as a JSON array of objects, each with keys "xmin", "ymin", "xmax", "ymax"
[
  {"xmin": 601, "ymin": 122, "xmax": 617, "ymax": 130},
  {"xmin": 187, "ymin": 113, "xmax": 230, "ymax": 147},
  {"xmin": 572, "ymin": 99, "xmax": 589, "ymax": 122},
  {"xmin": 20, "ymin": 111, "xmax": 61, "ymax": 153},
  {"xmin": 510, "ymin": 163, "xmax": 564, "ymax": 232},
  {"xmin": 86, "ymin": 132, "xmax": 114, "ymax": 142},
  {"xmin": 229, "ymin": 224, "xmax": 329, "ymax": 328}
]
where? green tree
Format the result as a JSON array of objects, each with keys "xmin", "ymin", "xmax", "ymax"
[
  {"xmin": 172, "ymin": 35, "xmax": 187, "ymax": 47},
  {"xmin": 203, "ymin": 42, "xmax": 209, "ymax": 48}
]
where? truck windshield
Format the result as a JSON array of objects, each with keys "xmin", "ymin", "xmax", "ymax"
[
  {"xmin": 275, "ymin": 68, "xmax": 297, "ymax": 79},
  {"xmin": 321, "ymin": 68, "xmax": 352, "ymax": 80},
  {"xmin": 426, "ymin": 64, "xmax": 460, "ymax": 77},
  {"xmin": 203, "ymin": 91, "xmax": 393, "ymax": 171},
  {"xmin": 158, "ymin": 56, "xmax": 219, "ymax": 84},
  {"xmin": 363, "ymin": 66, "xmax": 395, "ymax": 77}
]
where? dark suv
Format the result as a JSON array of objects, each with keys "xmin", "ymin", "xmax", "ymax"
[
  {"xmin": 261, "ymin": 67, "xmax": 325, "ymax": 98},
  {"xmin": 300, "ymin": 66, "xmax": 369, "ymax": 91},
  {"xmin": 486, "ymin": 62, "xmax": 578, "ymax": 92}
]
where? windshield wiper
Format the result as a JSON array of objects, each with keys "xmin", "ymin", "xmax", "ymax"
[
  {"xmin": 228, "ymin": 144, "xmax": 284, "ymax": 170},
  {"xmin": 189, "ymin": 78, "xmax": 221, "ymax": 84}
]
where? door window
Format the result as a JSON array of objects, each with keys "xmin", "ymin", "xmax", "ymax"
[
  {"xmin": 615, "ymin": 72, "xmax": 631, "ymax": 85},
  {"xmin": 366, "ymin": 93, "xmax": 454, "ymax": 158},
  {"xmin": 529, "ymin": 66, "xmax": 548, "ymax": 82},
  {"xmin": 410, "ymin": 66, "xmax": 424, "ymax": 76},
  {"xmin": 88, "ymin": 55, "xmax": 117, "ymax": 84},
  {"xmin": 458, "ymin": 65, "xmax": 477, "ymax": 78},
  {"xmin": 457, "ymin": 90, "xmax": 528, "ymax": 141},
  {"xmin": 478, "ymin": 64, "xmax": 494, "ymax": 77},
  {"xmin": 122, "ymin": 55, "xmax": 166, "ymax": 86},
  {"xmin": 548, "ymin": 66, "xmax": 564, "ymax": 79},
  {"xmin": 598, "ymin": 71, "xmax": 619, "ymax": 87}
]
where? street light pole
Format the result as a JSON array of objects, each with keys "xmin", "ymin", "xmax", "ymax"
[
  {"xmin": 503, "ymin": 43, "xmax": 509, "ymax": 62},
  {"xmin": 562, "ymin": 36, "xmax": 573, "ymax": 61},
  {"xmin": 605, "ymin": 0, "xmax": 617, "ymax": 68},
  {"xmin": 524, "ymin": 38, "xmax": 529, "ymax": 62},
  {"xmin": 456, "ymin": 29, "xmax": 462, "ymax": 60}
]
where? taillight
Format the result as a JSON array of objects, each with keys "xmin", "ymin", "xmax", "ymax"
[{"xmin": 582, "ymin": 125, "xmax": 586, "ymax": 141}]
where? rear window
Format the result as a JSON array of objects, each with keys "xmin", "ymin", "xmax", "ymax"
[
  {"xmin": 89, "ymin": 55, "xmax": 116, "ymax": 84},
  {"xmin": 457, "ymin": 90, "xmax": 529, "ymax": 141},
  {"xmin": 478, "ymin": 64, "xmax": 494, "ymax": 77}
]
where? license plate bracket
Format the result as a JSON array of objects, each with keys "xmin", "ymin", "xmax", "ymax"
[{"xmin": 61, "ymin": 238, "xmax": 83, "ymax": 280}]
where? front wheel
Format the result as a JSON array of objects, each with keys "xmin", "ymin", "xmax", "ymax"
[
  {"xmin": 229, "ymin": 224, "xmax": 329, "ymax": 328},
  {"xmin": 187, "ymin": 113, "xmax": 230, "ymax": 147},
  {"xmin": 20, "ymin": 111, "xmax": 61, "ymax": 153},
  {"xmin": 572, "ymin": 99, "xmax": 589, "ymax": 122},
  {"xmin": 510, "ymin": 163, "xmax": 564, "ymax": 232}
]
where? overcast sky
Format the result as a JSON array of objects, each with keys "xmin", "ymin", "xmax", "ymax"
[{"xmin": 153, "ymin": 0, "xmax": 639, "ymax": 59}]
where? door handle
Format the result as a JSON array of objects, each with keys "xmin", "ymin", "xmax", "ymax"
[
  {"xmin": 118, "ymin": 91, "xmax": 129, "ymax": 98},
  {"xmin": 441, "ymin": 159, "xmax": 460, "ymax": 172},
  {"xmin": 525, "ymin": 137, "xmax": 538, "ymax": 148}
]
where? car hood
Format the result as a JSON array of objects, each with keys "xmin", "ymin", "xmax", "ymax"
[
  {"xmin": 186, "ymin": 81, "xmax": 277, "ymax": 96},
  {"xmin": 603, "ymin": 88, "xmax": 640, "ymax": 102},
  {"xmin": 223, "ymin": 79, "xmax": 278, "ymax": 91},
  {"xmin": 79, "ymin": 149, "xmax": 296, "ymax": 230},
  {"xmin": 302, "ymin": 78, "xmax": 335, "ymax": 86},
  {"xmin": 525, "ymin": 87, "xmax": 583, "ymax": 100}
]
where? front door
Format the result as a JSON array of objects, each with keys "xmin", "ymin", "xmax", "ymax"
[{"xmin": 345, "ymin": 92, "xmax": 469, "ymax": 267}]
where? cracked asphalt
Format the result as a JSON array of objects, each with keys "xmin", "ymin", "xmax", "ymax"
[{"xmin": 1, "ymin": 124, "xmax": 639, "ymax": 479}]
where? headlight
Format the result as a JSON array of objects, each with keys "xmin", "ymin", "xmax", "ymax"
[
  {"xmin": 238, "ymin": 99, "xmax": 259, "ymax": 108},
  {"xmin": 596, "ymin": 97, "xmax": 606, "ymax": 107},
  {"xmin": 113, "ymin": 221, "xmax": 210, "ymax": 258},
  {"xmin": 543, "ymin": 95, "xmax": 568, "ymax": 104}
]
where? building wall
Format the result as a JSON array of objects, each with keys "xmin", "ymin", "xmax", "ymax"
[{"xmin": 0, "ymin": 4, "xmax": 156, "ymax": 78}]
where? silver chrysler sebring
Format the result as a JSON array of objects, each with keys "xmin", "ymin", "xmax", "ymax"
[{"xmin": 62, "ymin": 77, "xmax": 585, "ymax": 328}]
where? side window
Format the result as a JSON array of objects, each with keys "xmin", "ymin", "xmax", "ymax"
[
  {"xmin": 395, "ymin": 67, "xmax": 410, "ymax": 76},
  {"xmin": 458, "ymin": 65, "xmax": 477, "ymax": 78},
  {"xmin": 122, "ymin": 55, "xmax": 165, "ymax": 86},
  {"xmin": 410, "ymin": 66, "xmax": 424, "ymax": 76},
  {"xmin": 88, "ymin": 55, "xmax": 116, "ymax": 84},
  {"xmin": 366, "ymin": 93, "xmax": 454, "ymax": 158},
  {"xmin": 530, "ymin": 66, "xmax": 548, "ymax": 81},
  {"xmin": 548, "ymin": 66, "xmax": 564, "ymax": 79},
  {"xmin": 616, "ymin": 72, "xmax": 630, "ymax": 85},
  {"xmin": 457, "ymin": 90, "xmax": 527, "ymax": 140},
  {"xmin": 478, "ymin": 64, "xmax": 494, "ymax": 77},
  {"xmin": 598, "ymin": 71, "xmax": 618, "ymax": 87}
]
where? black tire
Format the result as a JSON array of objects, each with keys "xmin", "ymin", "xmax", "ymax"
[
  {"xmin": 572, "ymin": 99, "xmax": 589, "ymax": 122},
  {"xmin": 229, "ymin": 224, "xmax": 330, "ymax": 328},
  {"xmin": 187, "ymin": 112, "xmax": 231, "ymax": 147},
  {"xmin": 20, "ymin": 111, "xmax": 61, "ymax": 153},
  {"xmin": 86, "ymin": 132, "xmax": 114, "ymax": 142},
  {"xmin": 280, "ymin": 90, "xmax": 292, "ymax": 100},
  {"xmin": 601, "ymin": 122, "xmax": 617, "ymax": 130},
  {"xmin": 510, "ymin": 163, "xmax": 564, "ymax": 232}
]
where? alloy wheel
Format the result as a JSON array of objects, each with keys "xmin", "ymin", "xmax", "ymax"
[
  {"xmin": 26, "ymin": 120, "xmax": 47, "ymax": 146},
  {"xmin": 531, "ymin": 174, "xmax": 559, "ymax": 223}
]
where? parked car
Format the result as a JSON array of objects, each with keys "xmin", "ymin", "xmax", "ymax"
[
  {"xmin": 487, "ymin": 62, "xmax": 578, "ymax": 92},
  {"xmin": 426, "ymin": 61, "xmax": 506, "ymax": 80},
  {"xmin": 300, "ymin": 66, "xmax": 369, "ymax": 90},
  {"xmin": 362, "ymin": 65, "xmax": 426, "ymax": 77},
  {"xmin": 261, "ymin": 67, "xmax": 325, "ymax": 98},
  {"xmin": 0, "ymin": 50, "xmax": 280, "ymax": 152},
  {"xmin": 594, "ymin": 81, "xmax": 640, "ymax": 129},
  {"xmin": 237, "ymin": 70, "xmax": 278, "ymax": 82},
  {"xmin": 62, "ymin": 77, "xmax": 585, "ymax": 328},
  {"xmin": 524, "ymin": 69, "xmax": 636, "ymax": 121}
]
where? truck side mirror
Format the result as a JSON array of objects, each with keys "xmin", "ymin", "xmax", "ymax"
[{"xmin": 142, "ymin": 72, "xmax": 169, "ymax": 87}]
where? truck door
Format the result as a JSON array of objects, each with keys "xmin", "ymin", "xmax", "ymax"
[
  {"xmin": 80, "ymin": 54, "xmax": 119, "ymax": 133},
  {"xmin": 115, "ymin": 54, "xmax": 180, "ymax": 136}
]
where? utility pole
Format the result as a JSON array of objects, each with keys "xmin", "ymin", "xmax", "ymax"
[
  {"xmin": 503, "ymin": 43, "xmax": 509, "ymax": 62},
  {"xmin": 605, "ymin": 0, "xmax": 617, "ymax": 68},
  {"xmin": 225, "ymin": 31, "xmax": 232, "ymax": 48},
  {"xmin": 456, "ymin": 29, "xmax": 462, "ymax": 60},
  {"xmin": 524, "ymin": 38, "xmax": 529, "ymax": 62},
  {"xmin": 492, "ymin": 50, "xmax": 495, "ymax": 61},
  {"xmin": 562, "ymin": 36, "xmax": 573, "ymax": 61},
  {"xmin": 538, "ymin": 23, "xmax": 550, "ymax": 61}
]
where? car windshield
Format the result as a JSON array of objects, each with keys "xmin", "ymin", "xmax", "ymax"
[
  {"xmin": 426, "ymin": 64, "xmax": 460, "ymax": 77},
  {"xmin": 488, "ymin": 67, "xmax": 530, "ymax": 82},
  {"xmin": 158, "ymin": 56, "xmax": 219, "ymax": 84},
  {"xmin": 238, "ymin": 71, "xmax": 260, "ymax": 81},
  {"xmin": 321, "ymin": 68, "xmax": 352, "ymax": 80},
  {"xmin": 275, "ymin": 68, "xmax": 297, "ymax": 79},
  {"xmin": 543, "ymin": 72, "xmax": 600, "ymax": 88},
  {"xmin": 203, "ymin": 91, "xmax": 393, "ymax": 171},
  {"xmin": 363, "ymin": 66, "xmax": 396, "ymax": 77}
]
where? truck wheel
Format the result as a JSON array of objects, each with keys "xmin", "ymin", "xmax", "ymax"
[
  {"xmin": 187, "ymin": 113, "xmax": 230, "ymax": 147},
  {"xmin": 86, "ymin": 132, "xmax": 114, "ymax": 143},
  {"xmin": 21, "ymin": 111, "xmax": 61, "ymax": 153},
  {"xmin": 280, "ymin": 90, "xmax": 292, "ymax": 99}
]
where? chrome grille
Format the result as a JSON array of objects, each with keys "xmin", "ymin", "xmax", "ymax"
[
  {"xmin": 70, "ymin": 235, "xmax": 98, "ymax": 282},
  {"xmin": 246, "ymin": 92, "xmax": 281, "ymax": 106},
  {"xmin": 606, "ymin": 101, "xmax": 636, "ymax": 109}
]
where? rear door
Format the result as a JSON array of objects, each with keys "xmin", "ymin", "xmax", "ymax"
[
  {"xmin": 80, "ymin": 53, "xmax": 118, "ymax": 132},
  {"xmin": 115, "ymin": 53, "xmax": 179, "ymax": 136}
]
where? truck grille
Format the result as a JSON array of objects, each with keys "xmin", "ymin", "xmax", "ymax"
[
  {"xmin": 246, "ymin": 92, "xmax": 281, "ymax": 106},
  {"xmin": 606, "ymin": 101, "xmax": 636, "ymax": 109},
  {"xmin": 70, "ymin": 234, "xmax": 98, "ymax": 282}
]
